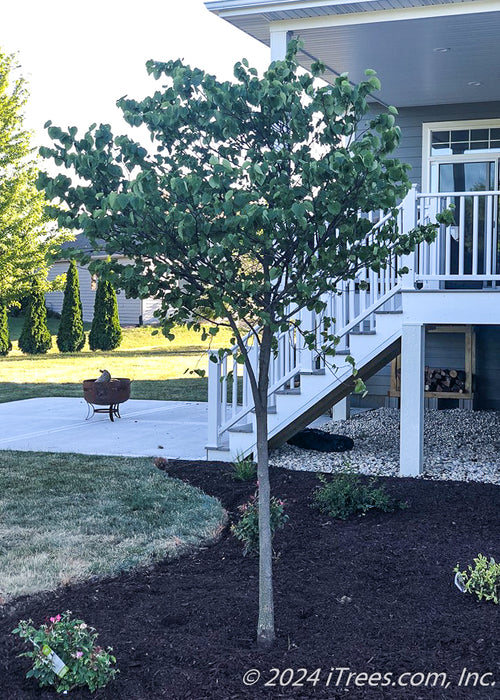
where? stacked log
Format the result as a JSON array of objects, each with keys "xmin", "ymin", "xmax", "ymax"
[{"xmin": 424, "ymin": 367, "xmax": 466, "ymax": 393}]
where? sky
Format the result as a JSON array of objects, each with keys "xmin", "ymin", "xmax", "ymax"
[{"xmin": 1, "ymin": 0, "xmax": 270, "ymax": 147}]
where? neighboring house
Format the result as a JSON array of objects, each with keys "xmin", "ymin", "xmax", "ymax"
[
  {"xmin": 45, "ymin": 235, "xmax": 161, "ymax": 326},
  {"xmin": 205, "ymin": 0, "xmax": 500, "ymax": 475}
]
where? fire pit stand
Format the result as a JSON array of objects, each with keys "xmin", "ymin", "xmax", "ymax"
[{"xmin": 83, "ymin": 378, "xmax": 131, "ymax": 422}]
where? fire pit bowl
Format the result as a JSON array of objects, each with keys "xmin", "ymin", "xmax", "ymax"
[{"xmin": 83, "ymin": 378, "xmax": 131, "ymax": 421}]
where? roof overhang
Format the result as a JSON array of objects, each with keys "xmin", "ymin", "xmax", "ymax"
[{"xmin": 206, "ymin": 0, "xmax": 500, "ymax": 107}]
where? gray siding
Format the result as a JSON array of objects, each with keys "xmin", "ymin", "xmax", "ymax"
[
  {"xmin": 351, "ymin": 330, "xmax": 468, "ymax": 408},
  {"xmin": 46, "ymin": 260, "xmax": 142, "ymax": 326},
  {"xmin": 363, "ymin": 101, "xmax": 500, "ymax": 188},
  {"xmin": 351, "ymin": 327, "xmax": 500, "ymax": 410},
  {"xmin": 474, "ymin": 326, "xmax": 500, "ymax": 410}
]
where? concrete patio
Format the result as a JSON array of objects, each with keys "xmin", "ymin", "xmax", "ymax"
[{"xmin": 0, "ymin": 398, "xmax": 211, "ymax": 460}]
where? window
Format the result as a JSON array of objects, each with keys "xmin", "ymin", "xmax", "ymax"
[{"xmin": 422, "ymin": 119, "xmax": 500, "ymax": 192}]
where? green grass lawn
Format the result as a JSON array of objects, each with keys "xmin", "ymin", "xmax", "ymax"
[
  {"xmin": 1, "ymin": 318, "xmax": 236, "ymax": 404},
  {"xmin": 0, "ymin": 451, "xmax": 226, "ymax": 602}
]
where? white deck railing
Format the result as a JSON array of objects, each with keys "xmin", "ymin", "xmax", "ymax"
[
  {"xmin": 207, "ymin": 185, "xmax": 500, "ymax": 450},
  {"xmin": 206, "ymin": 203, "xmax": 405, "ymax": 449},
  {"xmin": 416, "ymin": 190, "xmax": 500, "ymax": 282}
]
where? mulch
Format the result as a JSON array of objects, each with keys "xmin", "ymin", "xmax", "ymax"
[{"xmin": 0, "ymin": 461, "xmax": 499, "ymax": 699}]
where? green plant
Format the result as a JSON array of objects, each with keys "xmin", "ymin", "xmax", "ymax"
[
  {"xmin": 39, "ymin": 40, "xmax": 449, "ymax": 648},
  {"xmin": 0, "ymin": 50, "xmax": 67, "ymax": 308},
  {"xmin": 231, "ymin": 454, "xmax": 257, "ymax": 482},
  {"xmin": 18, "ymin": 279, "xmax": 52, "ymax": 355},
  {"xmin": 57, "ymin": 260, "xmax": 85, "ymax": 352},
  {"xmin": 232, "ymin": 491, "xmax": 288, "ymax": 555},
  {"xmin": 89, "ymin": 280, "xmax": 122, "ymax": 351},
  {"xmin": 312, "ymin": 470, "xmax": 403, "ymax": 520},
  {"xmin": 12, "ymin": 611, "xmax": 118, "ymax": 693},
  {"xmin": 454, "ymin": 555, "xmax": 500, "ymax": 604},
  {"xmin": 0, "ymin": 302, "xmax": 11, "ymax": 355}
]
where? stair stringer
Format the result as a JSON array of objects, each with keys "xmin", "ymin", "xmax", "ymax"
[{"xmin": 211, "ymin": 328, "xmax": 402, "ymax": 461}]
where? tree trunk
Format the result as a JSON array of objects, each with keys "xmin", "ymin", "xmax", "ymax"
[{"xmin": 255, "ymin": 327, "xmax": 275, "ymax": 649}]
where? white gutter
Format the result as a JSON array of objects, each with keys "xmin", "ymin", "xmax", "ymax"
[
  {"xmin": 205, "ymin": 0, "xmax": 382, "ymax": 16},
  {"xmin": 205, "ymin": 0, "xmax": 462, "ymax": 16}
]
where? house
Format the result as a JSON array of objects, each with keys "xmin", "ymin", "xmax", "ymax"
[
  {"xmin": 204, "ymin": 0, "xmax": 500, "ymax": 475},
  {"xmin": 45, "ymin": 235, "xmax": 161, "ymax": 326}
]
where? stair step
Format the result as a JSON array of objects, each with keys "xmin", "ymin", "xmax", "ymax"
[
  {"xmin": 334, "ymin": 349, "xmax": 351, "ymax": 355},
  {"xmin": 228, "ymin": 423, "xmax": 253, "ymax": 434},
  {"xmin": 251, "ymin": 405, "xmax": 277, "ymax": 414},
  {"xmin": 300, "ymin": 368, "xmax": 326, "ymax": 375},
  {"xmin": 375, "ymin": 309, "xmax": 403, "ymax": 315},
  {"xmin": 349, "ymin": 329, "xmax": 376, "ymax": 336},
  {"xmin": 206, "ymin": 444, "xmax": 230, "ymax": 453},
  {"xmin": 275, "ymin": 388, "xmax": 301, "ymax": 395}
]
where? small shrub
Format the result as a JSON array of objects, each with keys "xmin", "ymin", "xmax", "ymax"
[
  {"xmin": 154, "ymin": 456, "xmax": 168, "ymax": 469},
  {"xmin": 57, "ymin": 260, "xmax": 85, "ymax": 352},
  {"xmin": 231, "ymin": 491, "xmax": 288, "ymax": 555},
  {"xmin": 454, "ymin": 554, "xmax": 500, "ymax": 605},
  {"xmin": 12, "ymin": 611, "xmax": 118, "ymax": 693},
  {"xmin": 231, "ymin": 454, "xmax": 257, "ymax": 481},
  {"xmin": 18, "ymin": 280, "xmax": 52, "ymax": 355},
  {"xmin": 312, "ymin": 470, "xmax": 403, "ymax": 520},
  {"xmin": 0, "ymin": 302, "xmax": 11, "ymax": 356}
]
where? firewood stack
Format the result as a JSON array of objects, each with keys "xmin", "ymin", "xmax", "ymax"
[{"xmin": 424, "ymin": 367, "xmax": 466, "ymax": 393}]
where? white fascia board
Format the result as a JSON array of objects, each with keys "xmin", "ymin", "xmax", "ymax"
[
  {"xmin": 269, "ymin": 0, "xmax": 500, "ymax": 31},
  {"xmin": 206, "ymin": 0, "xmax": 374, "ymax": 15}
]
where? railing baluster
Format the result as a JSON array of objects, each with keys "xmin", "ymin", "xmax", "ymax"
[
  {"xmin": 348, "ymin": 279, "xmax": 355, "ymax": 325},
  {"xmin": 493, "ymin": 194, "xmax": 499, "ymax": 278},
  {"xmin": 472, "ymin": 196, "xmax": 479, "ymax": 276},
  {"xmin": 458, "ymin": 196, "xmax": 465, "ymax": 275},
  {"xmin": 232, "ymin": 354, "xmax": 238, "ymax": 416},
  {"xmin": 221, "ymin": 355, "xmax": 228, "ymax": 417},
  {"xmin": 486, "ymin": 195, "xmax": 493, "ymax": 276}
]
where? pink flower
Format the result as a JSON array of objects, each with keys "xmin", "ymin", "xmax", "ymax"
[
  {"xmin": 50, "ymin": 614, "xmax": 61, "ymax": 623},
  {"xmin": 76, "ymin": 651, "xmax": 83, "ymax": 659}
]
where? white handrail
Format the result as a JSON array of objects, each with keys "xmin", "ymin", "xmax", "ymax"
[
  {"xmin": 207, "ymin": 197, "xmax": 410, "ymax": 449},
  {"xmin": 416, "ymin": 190, "xmax": 500, "ymax": 280}
]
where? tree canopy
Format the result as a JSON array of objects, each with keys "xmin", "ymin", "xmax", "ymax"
[
  {"xmin": 38, "ymin": 41, "xmax": 449, "ymax": 646},
  {"xmin": 0, "ymin": 49, "xmax": 66, "ymax": 306}
]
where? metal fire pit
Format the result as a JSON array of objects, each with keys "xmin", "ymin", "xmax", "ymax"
[{"xmin": 83, "ymin": 378, "xmax": 131, "ymax": 421}]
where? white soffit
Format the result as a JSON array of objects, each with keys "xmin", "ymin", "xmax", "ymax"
[
  {"xmin": 206, "ymin": 0, "xmax": 478, "ymax": 21},
  {"xmin": 206, "ymin": 1, "xmax": 500, "ymax": 107},
  {"xmin": 296, "ymin": 11, "xmax": 500, "ymax": 106}
]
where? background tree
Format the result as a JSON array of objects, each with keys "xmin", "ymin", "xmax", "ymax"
[
  {"xmin": 0, "ymin": 303, "xmax": 11, "ymax": 356},
  {"xmin": 57, "ymin": 259, "xmax": 85, "ymax": 352},
  {"xmin": 0, "ymin": 49, "xmax": 67, "ymax": 313},
  {"xmin": 89, "ymin": 280, "xmax": 122, "ymax": 351},
  {"xmin": 39, "ymin": 43, "xmax": 449, "ymax": 647},
  {"xmin": 18, "ymin": 278, "xmax": 52, "ymax": 355}
]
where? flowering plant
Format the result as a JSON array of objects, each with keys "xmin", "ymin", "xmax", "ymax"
[
  {"xmin": 12, "ymin": 611, "xmax": 118, "ymax": 693},
  {"xmin": 231, "ymin": 490, "xmax": 288, "ymax": 555}
]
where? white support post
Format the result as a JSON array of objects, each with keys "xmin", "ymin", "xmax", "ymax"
[
  {"xmin": 399, "ymin": 323, "xmax": 425, "ymax": 476},
  {"xmin": 206, "ymin": 351, "xmax": 222, "ymax": 450},
  {"xmin": 400, "ymin": 185, "xmax": 417, "ymax": 289},
  {"xmin": 270, "ymin": 29, "xmax": 289, "ymax": 62},
  {"xmin": 332, "ymin": 396, "xmax": 350, "ymax": 421}
]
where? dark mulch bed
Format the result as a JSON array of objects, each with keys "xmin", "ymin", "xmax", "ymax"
[{"xmin": 1, "ymin": 462, "xmax": 499, "ymax": 699}]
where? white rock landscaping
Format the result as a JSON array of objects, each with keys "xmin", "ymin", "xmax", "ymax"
[{"xmin": 271, "ymin": 408, "xmax": 500, "ymax": 485}]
